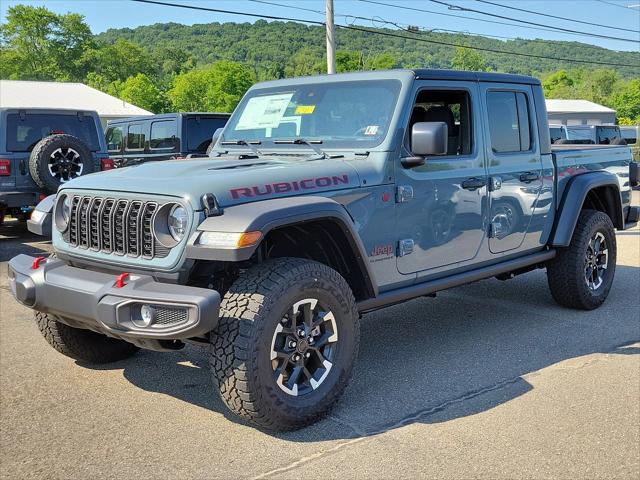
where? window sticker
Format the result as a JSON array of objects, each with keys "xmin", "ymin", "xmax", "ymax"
[
  {"xmin": 294, "ymin": 105, "xmax": 316, "ymax": 115},
  {"xmin": 236, "ymin": 93, "xmax": 294, "ymax": 130},
  {"xmin": 364, "ymin": 125, "xmax": 380, "ymax": 136}
]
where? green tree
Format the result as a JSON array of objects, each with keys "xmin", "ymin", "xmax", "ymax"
[
  {"xmin": 365, "ymin": 53, "xmax": 397, "ymax": 70},
  {"xmin": 168, "ymin": 61, "xmax": 255, "ymax": 112},
  {"xmin": 284, "ymin": 47, "xmax": 325, "ymax": 78},
  {"xmin": 542, "ymin": 70, "xmax": 575, "ymax": 98},
  {"xmin": 451, "ymin": 47, "xmax": 488, "ymax": 72},
  {"xmin": 118, "ymin": 74, "xmax": 168, "ymax": 113},
  {"xmin": 336, "ymin": 51, "xmax": 363, "ymax": 73},
  {"xmin": 609, "ymin": 79, "xmax": 640, "ymax": 123},
  {"xmin": 85, "ymin": 39, "xmax": 154, "ymax": 84},
  {"xmin": 0, "ymin": 4, "xmax": 94, "ymax": 80}
]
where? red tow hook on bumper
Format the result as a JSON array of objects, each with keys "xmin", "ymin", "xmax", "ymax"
[
  {"xmin": 31, "ymin": 257, "xmax": 46, "ymax": 270},
  {"xmin": 114, "ymin": 273, "xmax": 130, "ymax": 288}
]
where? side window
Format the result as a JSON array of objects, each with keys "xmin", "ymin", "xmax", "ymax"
[
  {"xmin": 126, "ymin": 124, "xmax": 145, "ymax": 151},
  {"xmin": 105, "ymin": 126, "xmax": 123, "ymax": 152},
  {"xmin": 150, "ymin": 120, "xmax": 177, "ymax": 149},
  {"xmin": 408, "ymin": 89, "xmax": 473, "ymax": 156},
  {"xmin": 486, "ymin": 91, "xmax": 532, "ymax": 153}
]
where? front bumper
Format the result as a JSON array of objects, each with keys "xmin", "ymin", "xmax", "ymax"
[{"xmin": 7, "ymin": 255, "xmax": 220, "ymax": 344}]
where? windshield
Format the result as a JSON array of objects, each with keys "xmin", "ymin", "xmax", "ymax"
[{"xmin": 222, "ymin": 80, "xmax": 401, "ymax": 150}]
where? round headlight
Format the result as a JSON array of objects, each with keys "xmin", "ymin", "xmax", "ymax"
[
  {"xmin": 168, "ymin": 204, "xmax": 188, "ymax": 241},
  {"xmin": 55, "ymin": 194, "xmax": 72, "ymax": 232}
]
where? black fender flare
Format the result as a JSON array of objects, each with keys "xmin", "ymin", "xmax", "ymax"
[
  {"xmin": 550, "ymin": 172, "xmax": 623, "ymax": 247},
  {"xmin": 186, "ymin": 196, "xmax": 377, "ymax": 297}
]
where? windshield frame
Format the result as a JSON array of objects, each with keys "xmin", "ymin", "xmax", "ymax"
[{"xmin": 219, "ymin": 78, "xmax": 404, "ymax": 153}]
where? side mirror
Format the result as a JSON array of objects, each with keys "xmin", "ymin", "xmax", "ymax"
[
  {"xmin": 411, "ymin": 121, "xmax": 448, "ymax": 157},
  {"xmin": 210, "ymin": 128, "xmax": 224, "ymax": 152}
]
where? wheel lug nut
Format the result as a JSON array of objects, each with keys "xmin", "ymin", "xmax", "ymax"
[
  {"xmin": 305, "ymin": 352, "xmax": 310, "ymax": 358},
  {"xmin": 308, "ymin": 337, "xmax": 314, "ymax": 344},
  {"xmin": 288, "ymin": 340, "xmax": 297, "ymax": 348},
  {"xmin": 298, "ymin": 329, "xmax": 306, "ymax": 337},
  {"xmin": 292, "ymin": 354, "xmax": 300, "ymax": 361}
]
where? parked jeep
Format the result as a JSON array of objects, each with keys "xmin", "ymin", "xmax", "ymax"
[
  {"xmin": 0, "ymin": 108, "xmax": 108, "ymax": 225},
  {"xmin": 104, "ymin": 112, "xmax": 230, "ymax": 167},
  {"xmin": 9, "ymin": 70, "xmax": 639, "ymax": 431}
]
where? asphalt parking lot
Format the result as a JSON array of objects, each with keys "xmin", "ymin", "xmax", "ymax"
[{"xmin": 1, "ymin": 192, "xmax": 638, "ymax": 479}]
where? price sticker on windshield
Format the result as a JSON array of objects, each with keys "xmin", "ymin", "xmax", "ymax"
[
  {"xmin": 364, "ymin": 125, "xmax": 380, "ymax": 136},
  {"xmin": 294, "ymin": 105, "xmax": 316, "ymax": 115},
  {"xmin": 236, "ymin": 93, "xmax": 294, "ymax": 130}
]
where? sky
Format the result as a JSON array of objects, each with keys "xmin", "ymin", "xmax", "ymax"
[{"xmin": 1, "ymin": 0, "xmax": 639, "ymax": 52}]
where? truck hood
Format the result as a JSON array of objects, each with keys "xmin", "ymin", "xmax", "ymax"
[{"xmin": 59, "ymin": 157, "xmax": 362, "ymax": 210}]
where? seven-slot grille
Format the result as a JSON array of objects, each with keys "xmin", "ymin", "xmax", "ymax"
[{"xmin": 64, "ymin": 195, "xmax": 167, "ymax": 259}]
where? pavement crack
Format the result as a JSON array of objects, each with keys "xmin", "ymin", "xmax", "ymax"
[{"xmin": 253, "ymin": 376, "xmax": 522, "ymax": 479}]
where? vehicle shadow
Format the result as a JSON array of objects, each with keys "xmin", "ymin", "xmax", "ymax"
[
  {"xmin": 0, "ymin": 218, "xmax": 52, "ymax": 262},
  {"xmin": 82, "ymin": 263, "xmax": 640, "ymax": 441}
]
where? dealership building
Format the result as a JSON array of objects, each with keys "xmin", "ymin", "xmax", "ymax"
[{"xmin": 545, "ymin": 99, "xmax": 617, "ymax": 126}]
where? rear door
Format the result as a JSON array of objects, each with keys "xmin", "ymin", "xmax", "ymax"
[
  {"xmin": 122, "ymin": 121, "xmax": 148, "ymax": 166},
  {"xmin": 481, "ymin": 84, "xmax": 544, "ymax": 254},
  {"xmin": 148, "ymin": 118, "xmax": 178, "ymax": 161}
]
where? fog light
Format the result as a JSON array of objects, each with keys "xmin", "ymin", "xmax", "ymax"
[{"xmin": 139, "ymin": 304, "xmax": 155, "ymax": 327}]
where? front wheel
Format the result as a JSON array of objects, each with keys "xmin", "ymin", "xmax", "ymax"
[
  {"xmin": 547, "ymin": 209, "xmax": 617, "ymax": 310},
  {"xmin": 35, "ymin": 312, "xmax": 139, "ymax": 363},
  {"xmin": 210, "ymin": 258, "xmax": 360, "ymax": 431}
]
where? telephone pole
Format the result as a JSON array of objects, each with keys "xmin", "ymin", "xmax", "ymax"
[{"xmin": 325, "ymin": 0, "xmax": 336, "ymax": 74}]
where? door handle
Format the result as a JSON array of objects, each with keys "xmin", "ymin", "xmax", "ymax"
[
  {"xmin": 519, "ymin": 171, "xmax": 540, "ymax": 183},
  {"xmin": 461, "ymin": 177, "xmax": 487, "ymax": 190}
]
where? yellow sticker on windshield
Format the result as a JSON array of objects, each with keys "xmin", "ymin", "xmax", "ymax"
[{"xmin": 295, "ymin": 105, "xmax": 316, "ymax": 115}]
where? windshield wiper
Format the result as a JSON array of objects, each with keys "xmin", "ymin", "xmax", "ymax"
[
  {"xmin": 220, "ymin": 139, "xmax": 263, "ymax": 157},
  {"xmin": 273, "ymin": 138, "xmax": 342, "ymax": 159}
]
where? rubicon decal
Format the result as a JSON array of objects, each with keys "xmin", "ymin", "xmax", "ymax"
[{"xmin": 230, "ymin": 174, "xmax": 350, "ymax": 199}]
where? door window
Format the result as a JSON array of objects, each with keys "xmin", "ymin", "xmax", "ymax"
[
  {"xmin": 150, "ymin": 120, "xmax": 177, "ymax": 149},
  {"xmin": 408, "ymin": 89, "xmax": 473, "ymax": 157},
  {"xmin": 105, "ymin": 126, "xmax": 123, "ymax": 152},
  {"xmin": 596, "ymin": 126, "xmax": 620, "ymax": 144},
  {"xmin": 126, "ymin": 124, "xmax": 145, "ymax": 151},
  {"xmin": 486, "ymin": 91, "xmax": 532, "ymax": 153}
]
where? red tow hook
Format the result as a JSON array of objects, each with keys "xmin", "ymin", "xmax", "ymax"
[
  {"xmin": 31, "ymin": 257, "xmax": 46, "ymax": 270},
  {"xmin": 114, "ymin": 273, "xmax": 130, "ymax": 288}
]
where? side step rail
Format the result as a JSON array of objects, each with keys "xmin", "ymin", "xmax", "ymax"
[{"xmin": 357, "ymin": 250, "xmax": 556, "ymax": 313}]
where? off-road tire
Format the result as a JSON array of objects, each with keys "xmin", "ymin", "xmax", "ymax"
[
  {"xmin": 547, "ymin": 209, "xmax": 616, "ymax": 310},
  {"xmin": 29, "ymin": 134, "xmax": 94, "ymax": 193},
  {"xmin": 210, "ymin": 258, "xmax": 360, "ymax": 431},
  {"xmin": 35, "ymin": 312, "xmax": 139, "ymax": 363}
]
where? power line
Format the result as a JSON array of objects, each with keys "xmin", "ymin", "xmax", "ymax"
[
  {"xmin": 595, "ymin": 0, "xmax": 640, "ymax": 11},
  {"xmin": 130, "ymin": 0, "xmax": 640, "ymax": 68},
  {"xmin": 359, "ymin": 0, "xmax": 577, "ymax": 37},
  {"xmin": 426, "ymin": 0, "xmax": 639, "ymax": 43},
  {"xmin": 476, "ymin": 0, "xmax": 640, "ymax": 33},
  {"xmin": 261, "ymin": 0, "xmax": 625, "ymax": 54},
  {"xmin": 341, "ymin": 24, "xmax": 640, "ymax": 67}
]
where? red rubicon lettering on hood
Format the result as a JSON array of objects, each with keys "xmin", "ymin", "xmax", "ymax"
[{"xmin": 230, "ymin": 174, "xmax": 350, "ymax": 199}]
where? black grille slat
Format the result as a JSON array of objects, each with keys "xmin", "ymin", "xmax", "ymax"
[{"xmin": 62, "ymin": 195, "xmax": 169, "ymax": 260}]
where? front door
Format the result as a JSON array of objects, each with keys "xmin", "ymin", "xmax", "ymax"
[
  {"xmin": 481, "ymin": 85, "xmax": 544, "ymax": 254},
  {"xmin": 396, "ymin": 82, "xmax": 488, "ymax": 275}
]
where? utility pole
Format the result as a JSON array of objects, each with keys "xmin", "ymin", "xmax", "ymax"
[{"xmin": 325, "ymin": 0, "xmax": 336, "ymax": 74}]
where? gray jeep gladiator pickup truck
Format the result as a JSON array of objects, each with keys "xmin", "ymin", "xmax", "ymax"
[{"xmin": 8, "ymin": 70, "xmax": 639, "ymax": 431}]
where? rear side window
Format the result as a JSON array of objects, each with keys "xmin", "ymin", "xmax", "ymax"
[
  {"xmin": 487, "ymin": 91, "xmax": 532, "ymax": 153},
  {"xmin": 185, "ymin": 117, "xmax": 228, "ymax": 152},
  {"xmin": 150, "ymin": 120, "xmax": 177, "ymax": 149},
  {"xmin": 126, "ymin": 124, "xmax": 145, "ymax": 150},
  {"xmin": 105, "ymin": 126, "xmax": 123, "ymax": 152},
  {"xmin": 5, "ymin": 113, "xmax": 100, "ymax": 152},
  {"xmin": 596, "ymin": 126, "xmax": 620, "ymax": 144}
]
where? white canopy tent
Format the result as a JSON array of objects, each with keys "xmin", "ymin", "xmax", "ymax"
[{"xmin": 0, "ymin": 80, "xmax": 152, "ymax": 127}]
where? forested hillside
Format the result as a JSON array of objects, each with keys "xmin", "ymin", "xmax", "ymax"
[
  {"xmin": 2, "ymin": 5, "xmax": 638, "ymax": 122},
  {"xmin": 98, "ymin": 20, "xmax": 639, "ymax": 79}
]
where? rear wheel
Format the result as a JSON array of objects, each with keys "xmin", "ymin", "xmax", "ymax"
[
  {"xmin": 35, "ymin": 312, "xmax": 139, "ymax": 363},
  {"xmin": 547, "ymin": 209, "xmax": 616, "ymax": 310},
  {"xmin": 210, "ymin": 258, "xmax": 359, "ymax": 431}
]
